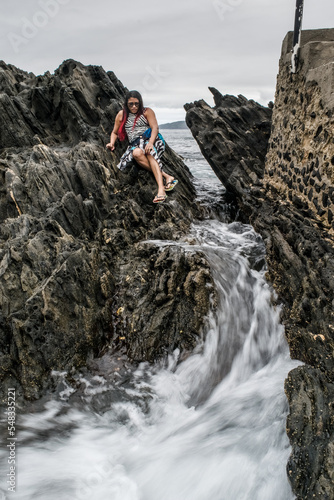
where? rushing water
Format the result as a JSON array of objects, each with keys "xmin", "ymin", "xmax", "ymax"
[{"xmin": 0, "ymin": 130, "xmax": 299, "ymax": 500}]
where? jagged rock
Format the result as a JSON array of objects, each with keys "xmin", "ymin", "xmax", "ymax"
[
  {"xmin": 285, "ymin": 366, "xmax": 334, "ymax": 499},
  {"xmin": 113, "ymin": 242, "xmax": 214, "ymax": 361},
  {"xmin": 184, "ymin": 88, "xmax": 272, "ymax": 211},
  {"xmin": 185, "ymin": 28, "xmax": 334, "ymax": 500},
  {"xmin": 0, "ymin": 59, "xmax": 215, "ymax": 401},
  {"xmin": 266, "ymin": 29, "xmax": 334, "ymax": 500}
]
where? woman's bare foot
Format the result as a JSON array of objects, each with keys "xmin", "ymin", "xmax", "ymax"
[
  {"xmin": 164, "ymin": 174, "xmax": 174, "ymax": 185},
  {"xmin": 165, "ymin": 179, "xmax": 178, "ymax": 191}
]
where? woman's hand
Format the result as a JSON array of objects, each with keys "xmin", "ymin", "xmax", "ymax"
[
  {"xmin": 145, "ymin": 141, "xmax": 154, "ymax": 154},
  {"xmin": 107, "ymin": 111, "xmax": 123, "ymax": 152}
]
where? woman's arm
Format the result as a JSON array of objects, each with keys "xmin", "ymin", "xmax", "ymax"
[
  {"xmin": 106, "ymin": 110, "xmax": 123, "ymax": 151},
  {"xmin": 144, "ymin": 108, "xmax": 159, "ymax": 153}
]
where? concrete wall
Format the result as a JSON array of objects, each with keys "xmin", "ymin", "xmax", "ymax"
[{"xmin": 265, "ymin": 28, "xmax": 334, "ymax": 233}]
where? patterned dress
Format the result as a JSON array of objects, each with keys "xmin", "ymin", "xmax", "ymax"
[{"xmin": 117, "ymin": 111, "xmax": 165, "ymax": 172}]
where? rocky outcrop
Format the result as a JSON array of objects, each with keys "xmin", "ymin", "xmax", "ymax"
[
  {"xmin": 265, "ymin": 29, "xmax": 334, "ymax": 234},
  {"xmin": 268, "ymin": 29, "xmax": 334, "ymax": 500},
  {"xmin": 185, "ymin": 29, "xmax": 334, "ymax": 500},
  {"xmin": 285, "ymin": 366, "xmax": 334, "ymax": 499},
  {"xmin": 0, "ymin": 59, "xmax": 215, "ymax": 401},
  {"xmin": 184, "ymin": 89, "xmax": 272, "ymax": 212}
]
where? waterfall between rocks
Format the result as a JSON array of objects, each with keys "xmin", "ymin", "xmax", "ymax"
[{"xmin": 0, "ymin": 130, "xmax": 300, "ymax": 500}]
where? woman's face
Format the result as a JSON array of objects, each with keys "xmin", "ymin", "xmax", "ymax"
[{"xmin": 127, "ymin": 98, "xmax": 140, "ymax": 113}]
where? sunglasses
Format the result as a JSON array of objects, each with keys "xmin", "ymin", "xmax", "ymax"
[{"xmin": 128, "ymin": 102, "xmax": 140, "ymax": 107}]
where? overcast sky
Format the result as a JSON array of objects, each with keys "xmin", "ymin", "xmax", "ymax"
[{"xmin": 1, "ymin": 0, "xmax": 334, "ymax": 123}]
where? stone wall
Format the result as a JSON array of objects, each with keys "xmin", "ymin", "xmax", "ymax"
[
  {"xmin": 263, "ymin": 29, "xmax": 334, "ymax": 500},
  {"xmin": 265, "ymin": 28, "xmax": 334, "ymax": 234}
]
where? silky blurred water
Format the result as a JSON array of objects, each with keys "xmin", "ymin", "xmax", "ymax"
[{"xmin": 0, "ymin": 130, "xmax": 299, "ymax": 500}]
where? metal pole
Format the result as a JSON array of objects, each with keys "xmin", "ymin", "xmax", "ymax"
[{"xmin": 291, "ymin": 0, "xmax": 304, "ymax": 73}]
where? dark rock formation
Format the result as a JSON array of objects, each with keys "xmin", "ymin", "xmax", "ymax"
[
  {"xmin": 0, "ymin": 59, "xmax": 215, "ymax": 401},
  {"xmin": 285, "ymin": 366, "xmax": 334, "ymax": 499},
  {"xmin": 184, "ymin": 88, "xmax": 272, "ymax": 212},
  {"xmin": 185, "ymin": 29, "xmax": 334, "ymax": 500}
]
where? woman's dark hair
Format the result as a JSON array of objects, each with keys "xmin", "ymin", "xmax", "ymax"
[{"xmin": 118, "ymin": 90, "xmax": 144, "ymax": 141}]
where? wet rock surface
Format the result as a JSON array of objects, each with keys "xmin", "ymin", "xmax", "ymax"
[
  {"xmin": 113, "ymin": 242, "xmax": 214, "ymax": 362},
  {"xmin": 185, "ymin": 29, "xmax": 334, "ymax": 500},
  {"xmin": 0, "ymin": 59, "xmax": 215, "ymax": 401},
  {"xmin": 285, "ymin": 365, "xmax": 334, "ymax": 500}
]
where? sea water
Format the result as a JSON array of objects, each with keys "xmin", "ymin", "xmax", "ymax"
[{"xmin": 0, "ymin": 129, "xmax": 299, "ymax": 500}]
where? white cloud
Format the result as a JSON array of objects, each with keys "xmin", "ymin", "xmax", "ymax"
[{"xmin": 1, "ymin": 0, "xmax": 334, "ymax": 116}]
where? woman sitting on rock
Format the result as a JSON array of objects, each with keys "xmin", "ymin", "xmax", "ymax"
[{"xmin": 106, "ymin": 90, "xmax": 177, "ymax": 203}]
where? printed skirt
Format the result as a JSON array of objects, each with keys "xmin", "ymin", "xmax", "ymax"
[{"xmin": 117, "ymin": 134, "xmax": 165, "ymax": 172}]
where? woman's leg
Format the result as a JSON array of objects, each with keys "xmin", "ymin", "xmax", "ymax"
[
  {"xmin": 147, "ymin": 154, "xmax": 165, "ymax": 197},
  {"xmin": 132, "ymin": 148, "xmax": 174, "ymax": 195},
  {"xmin": 132, "ymin": 148, "xmax": 152, "ymax": 172}
]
